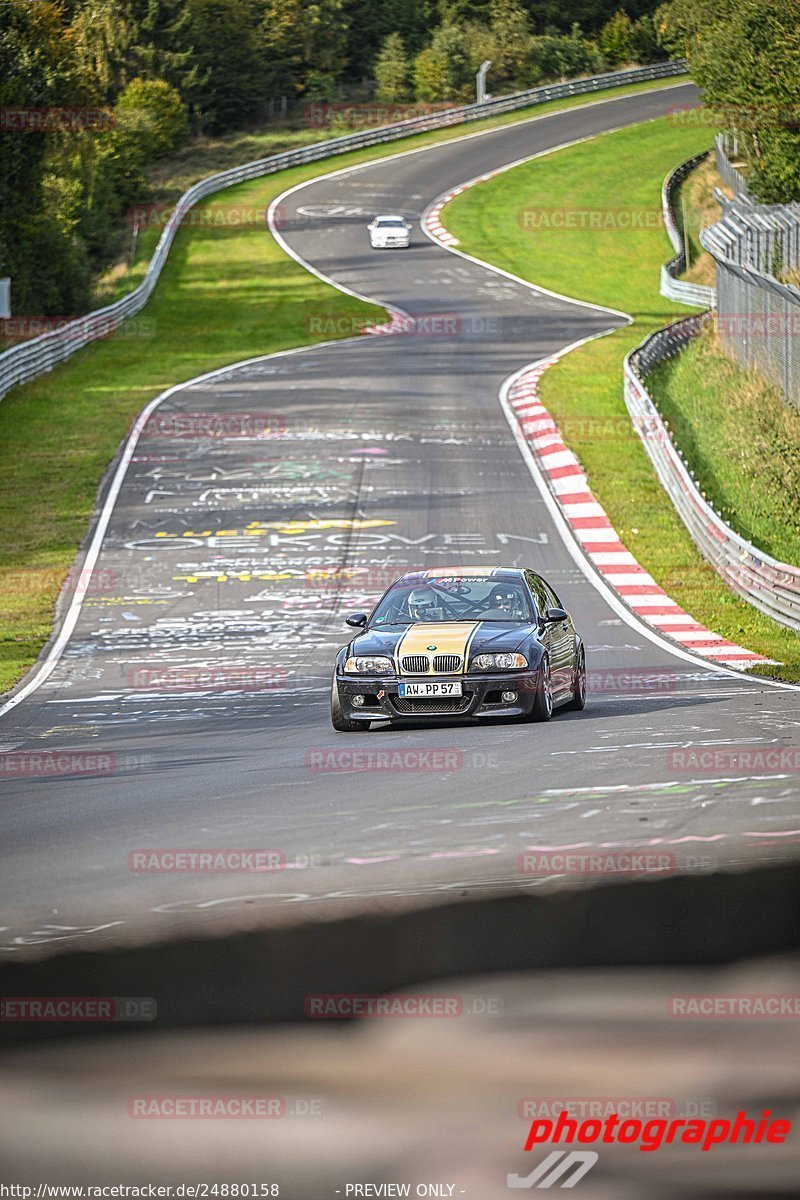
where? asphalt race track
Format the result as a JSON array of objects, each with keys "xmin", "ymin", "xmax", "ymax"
[{"xmin": 1, "ymin": 82, "xmax": 799, "ymax": 956}]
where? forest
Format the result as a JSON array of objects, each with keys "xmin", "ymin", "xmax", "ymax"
[{"xmin": 5, "ymin": 0, "xmax": 798, "ymax": 317}]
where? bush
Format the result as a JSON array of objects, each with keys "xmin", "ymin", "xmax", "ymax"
[
  {"xmin": 531, "ymin": 25, "xmax": 605, "ymax": 83},
  {"xmin": 115, "ymin": 78, "xmax": 188, "ymax": 158}
]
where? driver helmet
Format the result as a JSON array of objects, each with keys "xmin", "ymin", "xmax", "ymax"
[
  {"xmin": 491, "ymin": 586, "xmax": 518, "ymax": 614},
  {"xmin": 408, "ymin": 588, "xmax": 438, "ymax": 620}
]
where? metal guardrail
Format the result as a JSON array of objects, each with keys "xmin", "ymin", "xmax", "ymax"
[
  {"xmin": 0, "ymin": 61, "xmax": 688, "ymax": 404},
  {"xmin": 660, "ymin": 152, "xmax": 716, "ymax": 307},
  {"xmin": 624, "ymin": 315, "xmax": 800, "ymax": 632}
]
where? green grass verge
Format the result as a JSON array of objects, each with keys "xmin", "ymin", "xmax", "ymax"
[
  {"xmin": 647, "ymin": 331, "xmax": 800, "ymax": 563},
  {"xmin": 674, "ymin": 156, "xmax": 724, "ymax": 288},
  {"xmin": 443, "ymin": 116, "xmax": 800, "ymax": 681},
  {"xmin": 0, "ymin": 77, "xmax": 686, "ymax": 696}
]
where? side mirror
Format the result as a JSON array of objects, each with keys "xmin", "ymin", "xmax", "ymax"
[
  {"xmin": 544, "ymin": 607, "xmax": 568, "ymax": 624},
  {"xmin": 345, "ymin": 612, "xmax": 368, "ymax": 628}
]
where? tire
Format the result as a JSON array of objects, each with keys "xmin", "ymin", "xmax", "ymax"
[
  {"xmin": 564, "ymin": 646, "xmax": 587, "ymax": 712},
  {"xmin": 331, "ymin": 675, "xmax": 370, "ymax": 733},
  {"xmin": 528, "ymin": 655, "xmax": 553, "ymax": 723}
]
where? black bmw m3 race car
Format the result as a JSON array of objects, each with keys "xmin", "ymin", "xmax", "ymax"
[{"xmin": 331, "ymin": 567, "xmax": 586, "ymax": 731}]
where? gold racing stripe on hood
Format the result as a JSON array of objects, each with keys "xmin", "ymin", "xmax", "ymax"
[{"xmin": 394, "ymin": 623, "xmax": 482, "ymax": 674}]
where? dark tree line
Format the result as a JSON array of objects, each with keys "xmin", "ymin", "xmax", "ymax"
[{"xmin": 1, "ymin": 0, "xmax": 665, "ymax": 317}]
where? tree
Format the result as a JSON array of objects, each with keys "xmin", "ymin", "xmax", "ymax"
[
  {"xmin": 260, "ymin": 0, "xmax": 306, "ymax": 98},
  {"xmin": 630, "ymin": 14, "xmax": 663, "ymax": 63},
  {"xmin": 486, "ymin": 0, "xmax": 533, "ymax": 89},
  {"xmin": 374, "ymin": 33, "xmax": 410, "ymax": 101},
  {"xmin": 658, "ymin": 0, "xmax": 800, "ymax": 201},
  {"xmin": 188, "ymin": 0, "xmax": 263, "ymax": 130},
  {"xmin": 127, "ymin": 0, "xmax": 198, "ymax": 95},
  {"xmin": 599, "ymin": 10, "xmax": 635, "ymax": 65},
  {"xmin": 345, "ymin": 0, "xmax": 433, "ymax": 78},
  {"xmin": 71, "ymin": 0, "xmax": 137, "ymax": 100},
  {"xmin": 259, "ymin": 0, "xmax": 349, "ymax": 99},
  {"xmin": 0, "ymin": 0, "xmax": 90, "ymax": 313},
  {"xmin": 413, "ymin": 22, "xmax": 473, "ymax": 101}
]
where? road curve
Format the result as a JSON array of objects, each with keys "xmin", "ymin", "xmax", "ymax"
[{"xmin": 1, "ymin": 82, "xmax": 799, "ymax": 958}]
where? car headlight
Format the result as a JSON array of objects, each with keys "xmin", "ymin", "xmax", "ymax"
[
  {"xmin": 344, "ymin": 656, "xmax": 394, "ymax": 674},
  {"xmin": 471, "ymin": 652, "xmax": 528, "ymax": 671}
]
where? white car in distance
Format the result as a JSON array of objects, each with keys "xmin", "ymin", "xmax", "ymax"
[{"xmin": 368, "ymin": 214, "xmax": 411, "ymax": 249}]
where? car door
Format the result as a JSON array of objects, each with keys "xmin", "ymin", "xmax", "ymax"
[
  {"xmin": 527, "ymin": 573, "xmax": 572, "ymax": 699},
  {"xmin": 540, "ymin": 580, "xmax": 574, "ymax": 700},
  {"xmin": 525, "ymin": 572, "xmax": 560, "ymax": 694}
]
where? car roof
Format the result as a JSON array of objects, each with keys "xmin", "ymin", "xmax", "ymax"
[{"xmin": 374, "ymin": 214, "xmax": 406, "ymax": 221}]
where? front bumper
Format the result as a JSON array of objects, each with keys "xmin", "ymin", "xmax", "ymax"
[
  {"xmin": 336, "ymin": 671, "xmax": 539, "ymax": 721},
  {"xmin": 370, "ymin": 237, "xmax": 409, "ymax": 248}
]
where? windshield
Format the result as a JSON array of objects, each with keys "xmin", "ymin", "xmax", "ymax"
[
  {"xmin": 376, "ymin": 217, "xmax": 406, "ymax": 227},
  {"xmin": 370, "ymin": 576, "xmax": 535, "ymax": 625}
]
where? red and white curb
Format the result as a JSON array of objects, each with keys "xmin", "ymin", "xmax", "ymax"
[
  {"xmin": 422, "ymin": 171, "xmax": 509, "ymax": 243},
  {"xmin": 507, "ymin": 360, "xmax": 769, "ymax": 669},
  {"xmin": 423, "ymin": 186, "xmax": 470, "ymax": 246}
]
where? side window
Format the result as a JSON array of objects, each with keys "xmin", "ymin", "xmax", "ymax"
[
  {"xmin": 524, "ymin": 572, "xmax": 546, "ymax": 622},
  {"xmin": 542, "ymin": 581, "xmax": 562, "ymax": 610}
]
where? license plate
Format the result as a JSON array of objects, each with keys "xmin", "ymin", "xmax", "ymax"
[{"xmin": 398, "ymin": 681, "xmax": 462, "ymax": 698}]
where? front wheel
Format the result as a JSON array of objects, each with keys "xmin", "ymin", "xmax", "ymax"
[
  {"xmin": 331, "ymin": 675, "xmax": 370, "ymax": 733},
  {"xmin": 528, "ymin": 656, "xmax": 553, "ymax": 722},
  {"xmin": 564, "ymin": 646, "xmax": 586, "ymax": 712}
]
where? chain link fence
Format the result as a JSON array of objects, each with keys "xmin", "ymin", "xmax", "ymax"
[
  {"xmin": 702, "ymin": 138, "xmax": 800, "ymax": 410},
  {"xmin": 624, "ymin": 314, "xmax": 800, "ymax": 632},
  {"xmin": 0, "ymin": 61, "xmax": 689, "ymax": 405},
  {"xmin": 714, "ymin": 132, "xmax": 751, "ymax": 199}
]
